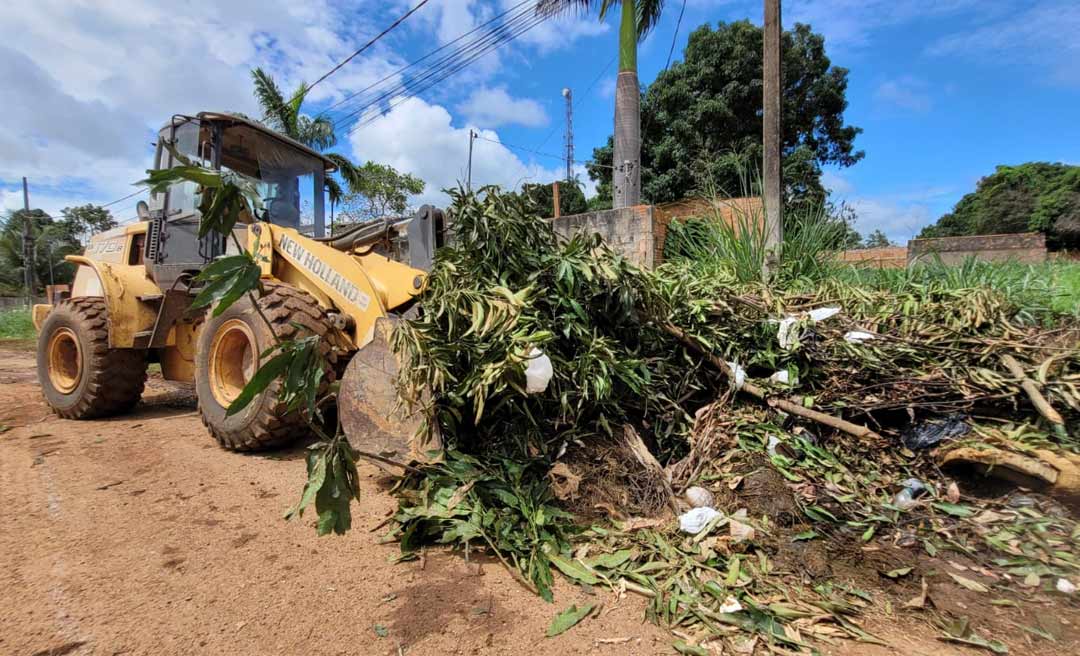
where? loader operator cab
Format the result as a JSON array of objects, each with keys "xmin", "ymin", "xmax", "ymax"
[{"xmin": 145, "ymin": 112, "xmax": 335, "ymax": 289}]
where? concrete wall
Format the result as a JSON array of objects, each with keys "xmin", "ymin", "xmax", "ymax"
[
  {"xmin": 550, "ymin": 205, "xmax": 657, "ymax": 268},
  {"xmin": 907, "ymin": 232, "xmax": 1047, "ymax": 265}
]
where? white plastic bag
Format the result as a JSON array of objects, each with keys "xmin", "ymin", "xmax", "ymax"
[
  {"xmin": 524, "ymin": 348, "xmax": 553, "ymax": 394},
  {"xmin": 726, "ymin": 361, "xmax": 747, "ymax": 390},
  {"xmin": 769, "ymin": 370, "xmax": 790, "ymax": 385},
  {"xmin": 808, "ymin": 306, "xmax": 841, "ymax": 322},
  {"xmin": 679, "ymin": 507, "xmax": 722, "ymax": 534},
  {"xmin": 844, "ymin": 330, "xmax": 875, "ymax": 343}
]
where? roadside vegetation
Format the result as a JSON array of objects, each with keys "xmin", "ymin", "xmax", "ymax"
[{"xmin": 0, "ymin": 307, "xmax": 35, "ymax": 341}]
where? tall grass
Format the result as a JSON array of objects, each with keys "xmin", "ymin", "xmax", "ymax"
[
  {"xmin": 663, "ymin": 197, "xmax": 849, "ymax": 284},
  {"xmin": 0, "ymin": 308, "xmax": 36, "ymax": 340},
  {"xmin": 841, "ymin": 258, "xmax": 1080, "ymax": 318}
]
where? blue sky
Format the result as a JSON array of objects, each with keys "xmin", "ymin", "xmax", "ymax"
[{"xmin": 2, "ymin": 0, "xmax": 1078, "ymax": 243}]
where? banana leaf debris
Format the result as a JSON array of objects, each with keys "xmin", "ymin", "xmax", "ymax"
[{"xmin": 385, "ymin": 188, "xmax": 1080, "ymax": 653}]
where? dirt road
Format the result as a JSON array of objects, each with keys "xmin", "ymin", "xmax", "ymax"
[
  {"xmin": 2, "ymin": 343, "xmax": 1073, "ymax": 656},
  {"xmin": 0, "ymin": 345, "xmax": 676, "ymax": 655}
]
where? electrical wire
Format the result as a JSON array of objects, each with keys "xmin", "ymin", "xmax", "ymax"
[
  {"xmin": 335, "ymin": 7, "xmax": 545, "ymax": 132},
  {"xmin": 257, "ymin": 0, "xmax": 434, "ymax": 124},
  {"xmin": 342, "ymin": 11, "xmax": 551, "ymax": 135},
  {"xmin": 321, "ymin": 0, "xmax": 533, "ymax": 122},
  {"xmin": 474, "ymin": 135, "xmax": 613, "ymax": 169}
]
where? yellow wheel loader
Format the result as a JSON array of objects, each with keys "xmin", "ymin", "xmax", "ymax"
[{"xmin": 33, "ymin": 112, "xmax": 441, "ymax": 455}]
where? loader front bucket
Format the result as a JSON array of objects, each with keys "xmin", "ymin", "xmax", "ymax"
[{"xmin": 338, "ymin": 317, "xmax": 437, "ymax": 462}]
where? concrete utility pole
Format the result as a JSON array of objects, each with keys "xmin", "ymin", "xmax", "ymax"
[
  {"xmin": 562, "ymin": 88, "xmax": 574, "ymax": 182},
  {"xmin": 466, "ymin": 129, "xmax": 477, "ymax": 191},
  {"xmin": 762, "ymin": 0, "xmax": 783, "ymax": 277},
  {"xmin": 22, "ymin": 177, "xmax": 34, "ymax": 305}
]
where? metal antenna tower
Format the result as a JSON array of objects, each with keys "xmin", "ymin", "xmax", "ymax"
[{"xmin": 561, "ymin": 87, "xmax": 573, "ymax": 182}]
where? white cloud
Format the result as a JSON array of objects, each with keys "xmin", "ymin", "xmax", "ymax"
[
  {"xmin": 826, "ymin": 171, "xmax": 954, "ymax": 244},
  {"xmin": 457, "ymin": 86, "xmax": 548, "ymax": 128},
  {"xmin": 847, "ymin": 198, "xmax": 933, "ymax": 245},
  {"xmin": 820, "ymin": 170, "xmax": 854, "ymax": 196},
  {"xmin": 874, "ymin": 76, "xmax": 933, "ymax": 113},
  {"xmin": 927, "ymin": 0, "xmax": 1080, "ymax": 86},
  {"xmin": 782, "ymin": 0, "xmax": 981, "ymax": 50},
  {"xmin": 349, "ymin": 96, "xmax": 570, "ymax": 207}
]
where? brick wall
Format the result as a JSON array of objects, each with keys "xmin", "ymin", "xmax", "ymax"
[
  {"xmin": 907, "ymin": 232, "xmax": 1047, "ymax": 265},
  {"xmin": 549, "ymin": 205, "xmax": 656, "ymax": 268},
  {"xmin": 838, "ymin": 246, "xmax": 908, "ymax": 269},
  {"xmin": 653, "ymin": 197, "xmax": 763, "ymax": 264}
]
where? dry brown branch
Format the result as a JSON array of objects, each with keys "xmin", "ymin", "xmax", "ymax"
[
  {"xmin": 662, "ymin": 322, "xmax": 884, "ymax": 443},
  {"xmin": 1000, "ymin": 354, "xmax": 1065, "ymax": 427}
]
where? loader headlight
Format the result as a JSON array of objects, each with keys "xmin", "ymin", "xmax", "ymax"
[{"xmin": 413, "ymin": 275, "xmax": 423, "ymax": 290}]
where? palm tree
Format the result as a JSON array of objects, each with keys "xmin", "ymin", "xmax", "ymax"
[
  {"xmin": 540, "ymin": 2, "xmax": 666, "ymax": 208},
  {"xmin": 250, "ymin": 68, "xmax": 361, "ymax": 205}
]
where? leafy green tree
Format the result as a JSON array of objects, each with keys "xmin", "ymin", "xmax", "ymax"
[
  {"xmin": 511, "ymin": 180, "xmax": 588, "ymax": 217},
  {"xmin": 337, "ymin": 162, "xmax": 425, "ymax": 225},
  {"xmin": 587, "ymin": 20, "xmax": 862, "ymax": 209},
  {"xmin": 543, "ymin": 1, "xmax": 668, "ymax": 208},
  {"xmin": 0, "ymin": 205, "xmax": 116, "ymax": 291},
  {"xmin": 250, "ymin": 68, "xmax": 362, "ymax": 204},
  {"xmin": 862, "ymin": 229, "xmax": 892, "ymax": 249},
  {"xmin": 919, "ymin": 163, "xmax": 1080, "ymax": 248}
]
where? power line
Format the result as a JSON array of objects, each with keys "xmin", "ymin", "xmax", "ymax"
[
  {"xmin": 336, "ymin": 6, "xmax": 544, "ymax": 131},
  {"xmin": 343, "ymin": 11, "xmax": 551, "ymax": 135},
  {"xmin": 474, "ymin": 134, "xmax": 613, "ymax": 169},
  {"xmin": 321, "ymin": 0, "xmax": 532, "ymax": 122},
  {"xmin": 258, "ymin": 0, "xmax": 434, "ymax": 124},
  {"xmin": 100, "ymin": 188, "xmax": 147, "ymax": 208},
  {"xmin": 665, "ymin": 0, "xmax": 688, "ymax": 71}
]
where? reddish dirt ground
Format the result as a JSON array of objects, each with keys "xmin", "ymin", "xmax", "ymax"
[{"xmin": 0, "ymin": 342, "xmax": 1074, "ymax": 655}]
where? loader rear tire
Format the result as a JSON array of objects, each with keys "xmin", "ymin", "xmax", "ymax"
[
  {"xmin": 195, "ymin": 282, "xmax": 341, "ymax": 452},
  {"xmin": 36, "ymin": 297, "xmax": 147, "ymax": 419}
]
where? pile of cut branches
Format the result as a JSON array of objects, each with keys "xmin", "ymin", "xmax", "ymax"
[{"xmin": 388, "ymin": 187, "xmax": 1080, "ymax": 651}]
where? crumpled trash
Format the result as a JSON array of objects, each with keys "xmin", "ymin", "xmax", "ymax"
[
  {"xmin": 901, "ymin": 414, "xmax": 970, "ymax": 450},
  {"xmin": 1058, "ymin": 578, "xmax": 1077, "ymax": 595},
  {"xmin": 844, "ymin": 330, "xmax": 875, "ymax": 343},
  {"xmin": 729, "ymin": 508, "xmax": 756, "ymax": 542},
  {"xmin": 766, "ymin": 434, "xmax": 781, "ymax": 456},
  {"xmin": 807, "ymin": 306, "xmax": 841, "ymax": 322},
  {"xmin": 894, "ymin": 478, "xmax": 927, "ymax": 510},
  {"xmin": 726, "ymin": 361, "xmax": 747, "ymax": 390},
  {"xmin": 679, "ymin": 506, "xmax": 722, "ymax": 534},
  {"xmin": 718, "ymin": 597, "xmax": 743, "ymax": 613},
  {"xmin": 769, "ymin": 370, "xmax": 791, "ymax": 385},
  {"xmin": 774, "ymin": 306, "xmax": 842, "ymax": 349},
  {"xmin": 684, "ymin": 486, "xmax": 715, "ymax": 509},
  {"xmin": 524, "ymin": 347, "xmax": 553, "ymax": 394}
]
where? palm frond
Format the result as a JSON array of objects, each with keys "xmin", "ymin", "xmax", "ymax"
[
  {"xmin": 535, "ymin": 0, "xmax": 595, "ymax": 18},
  {"xmin": 284, "ymin": 82, "xmax": 310, "ymax": 136},
  {"xmin": 635, "ymin": 0, "xmax": 666, "ymax": 38},
  {"xmin": 325, "ymin": 176, "xmax": 344, "ymax": 206},
  {"xmin": 297, "ymin": 115, "xmax": 337, "ymax": 151},
  {"xmin": 323, "ymin": 153, "xmax": 364, "ymax": 195},
  {"xmin": 250, "ymin": 68, "xmax": 293, "ymax": 134}
]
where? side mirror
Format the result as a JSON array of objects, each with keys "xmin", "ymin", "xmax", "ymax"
[{"xmin": 136, "ymin": 200, "xmax": 151, "ymax": 222}]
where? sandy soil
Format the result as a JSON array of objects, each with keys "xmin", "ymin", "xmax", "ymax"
[{"xmin": 0, "ymin": 343, "xmax": 1073, "ymax": 655}]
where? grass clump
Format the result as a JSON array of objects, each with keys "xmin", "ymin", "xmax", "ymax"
[{"xmin": 0, "ymin": 307, "xmax": 35, "ymax": 340}]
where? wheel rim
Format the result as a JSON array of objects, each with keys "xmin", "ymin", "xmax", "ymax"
[
  {"xmin": 47, "ymin": 327, "xmax": 82, "ymax": 394},
  {"xmin": 209, "ymin": 319, "xmax": 257, "ymax": 408}
]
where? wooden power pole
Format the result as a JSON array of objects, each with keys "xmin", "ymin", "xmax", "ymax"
[{"xmin": 762, "ymin": 0, "xmax": 783, "ymax": 277}]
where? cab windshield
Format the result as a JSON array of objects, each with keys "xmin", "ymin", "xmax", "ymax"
[
  {"xmin": 162, "ymin": 118, "xmax": 327, "ymax": 236},
  {"xmin": 217, "ymin": 123, "xmax": 326, "ymax": 234}
]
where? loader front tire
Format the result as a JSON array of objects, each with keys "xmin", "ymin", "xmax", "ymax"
[
  {"xmin": 36, "ymin": 297, "xmax": 147, "ymax": 419},
  {"xmin": 195, "ymin": 282, "xmax": 339, "ymax": 452}
]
